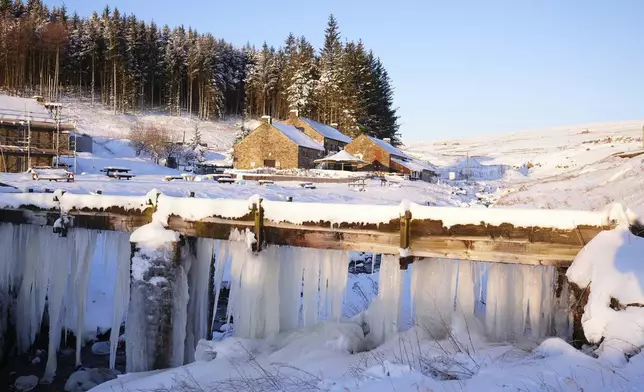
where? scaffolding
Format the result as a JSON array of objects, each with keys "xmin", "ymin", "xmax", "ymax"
[{"xmin": 0, "ymin": 97, "xmax": 73, "ymax": 172}]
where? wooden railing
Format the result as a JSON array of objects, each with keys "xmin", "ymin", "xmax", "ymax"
[{"xmin": 0, "ymin": 190, "xmax": 619, "ymax": 267}]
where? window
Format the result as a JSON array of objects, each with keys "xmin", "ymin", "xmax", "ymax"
[{"xmin": 264, "ymin": 159, "xmax": 276, "ymax": 168}]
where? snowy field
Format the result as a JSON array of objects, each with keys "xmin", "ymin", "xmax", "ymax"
[{"xmin": 4, "ymin": 101, "xmax": 644, "ymax": 392}]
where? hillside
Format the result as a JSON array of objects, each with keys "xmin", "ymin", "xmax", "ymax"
[
  {"xmin": 404, "ymin": 120, "xmax": 644, "ymax": 215},
  {"xmin": 62, "ymin": 97, "xmax": 244, "ymax": 151}
]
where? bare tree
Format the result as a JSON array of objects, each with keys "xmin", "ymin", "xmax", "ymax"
[{"xmin": 129, "ymin": 124, "xmax": 182, "ymax": 164}]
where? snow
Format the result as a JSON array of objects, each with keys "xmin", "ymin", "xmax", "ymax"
[
  {"xmin": 129, "ymin": 221, "xmax": 180, "ymax": 249},
  {"xmin": 301, "ymin": 117, "xmax": 352, "ymax": 144},
  {"xmin": 566, "ymin": 225, "xmax": 644, "ymax": 361},
  {"xmin": 0, "ymin": 93, "xmax": 56, "ymax": 124},
  {"xmin": 315, "ymin": 149, "xmax": 364, "ymax": 163},
  {"xmin": 272, "ymin": 121, "xmax": 325, "ymax": 151},
  {"xmin": 391, "ymin": 156, "xmax": 436, "ymax": 173},
  {"xmin": 368, "ymin": 136, "xmax": 410, "ymax": 158}
]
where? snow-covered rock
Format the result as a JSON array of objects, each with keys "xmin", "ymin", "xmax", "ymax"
[
  {"xmin": 91, "ymin": 341, "xmax": 111, "ymax": 356},
  {"xmin": 64, "ymin": 368, "xmax": 120, "ymax": 392},
  {"xmin": 567, "ymin": 225, "xmax": 644, "ymax": 362},
  {"xmin": 14, "ymin": 375, "xmax": 38, "ymax": 391}
]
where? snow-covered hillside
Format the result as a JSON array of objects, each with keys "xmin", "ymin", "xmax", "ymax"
[
  {"xmin": 60, "ymin": 97, "xmax": 252, "ymax": 151},
  {"xmin": 404, "ymin": 120, "xmax": 644, "ymax": 215}
]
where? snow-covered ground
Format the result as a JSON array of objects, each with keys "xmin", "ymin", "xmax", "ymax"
[{"xmin": 5, "ymin": 100, "xmax": 644, "ymax": 392}]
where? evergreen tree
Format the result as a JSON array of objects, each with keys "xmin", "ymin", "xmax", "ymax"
[
  {"xmin": 315, "ymin": 14, "xmax": 343, "ymax": 124},
  {"xmin": 0, "ymin": 3, "xmax": 400, "ymax": 139}
]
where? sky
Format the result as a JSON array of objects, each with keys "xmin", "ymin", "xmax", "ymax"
[{"xmin": 45, "ymin": 0, "xmax": 644, "ymax": 142}]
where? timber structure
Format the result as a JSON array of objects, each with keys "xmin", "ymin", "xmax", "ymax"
[{"xmin": 0, "ymin": 191, "xmax": 621, "ymax": 267}]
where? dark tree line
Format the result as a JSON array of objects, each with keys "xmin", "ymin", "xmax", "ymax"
[{"xmin": 0, "ymin": 1, "xmax": 400, "ymax": 142}]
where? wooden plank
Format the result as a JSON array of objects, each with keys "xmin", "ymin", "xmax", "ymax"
[{"xmin": 0, "ymin": 205, "xmax": 608, "ymax": 266}]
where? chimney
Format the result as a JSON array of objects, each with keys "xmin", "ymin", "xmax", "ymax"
[
  {"xmin": 261, "ymin": 115, "xmax": 272, "ymax": 124},
  {"xmin": 289, "ymin": 109, "xmax": 299, "ymax": 120},
  {"xmin": 383, "ymin": 138, "xmax": 392, "ymax": 144}
]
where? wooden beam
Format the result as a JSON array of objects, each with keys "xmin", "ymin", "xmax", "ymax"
[{"xmin": 0, "ymin": 205, "xmax": 608, "ymax": 266}]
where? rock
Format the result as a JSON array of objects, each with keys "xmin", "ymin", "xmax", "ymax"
[
  {"xmin": 14, "ymin": 375, "xmax": 39, "ymax": 392},
  {"xmin": 64, "ymin": 368, "xmax": 120, "ymax": 392},
  {"xmin": 194, "ymin": 339, "xmax": 217, "ymax": 362},
  {"xmin": 91, "ymin": 341, "xmax": 111, "ymax": 356}
]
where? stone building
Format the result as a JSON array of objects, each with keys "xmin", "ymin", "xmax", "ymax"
[
  {"xmin": 0, "ymin": 94, "xmax": 74, "ymax": 172},
  {"xmin": 233, "ymin": 116, "xmax": 325, "ymax": 170},
  {"xmin": 344, "ymin": 134, "xmax": 437, "ymax": 181},
  {"xmin": 284, "ymin": 110, "xmax": 351, "ymax": 155}
]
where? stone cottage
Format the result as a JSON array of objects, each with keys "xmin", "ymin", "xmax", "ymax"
[
  {"xmin": 344, "ymin": 134, "xmax": 437, "ymax": 182},
  {"xmin": 284, "ymin": 110, "xmax": 352, "ymax": 155},
  {"xmin": 233, "ymin": 116, "xmax": 325, "ymax": 169}
]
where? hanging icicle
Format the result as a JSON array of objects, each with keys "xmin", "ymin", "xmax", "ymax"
[
  {"xmin": 411, "ymin": 258, "xmax": 457, "ymax": 339},
  {"xmin": 367, "ymin": 254, "xmax": 403, "ymax": 347},
  {"xmin": 109, "ymin": 231, "xmax": 131, "ymax": 370}
]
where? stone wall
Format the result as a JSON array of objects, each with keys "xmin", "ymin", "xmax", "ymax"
[
  {"xmin": 344, "ymin": 134, "xmax": 393, "ymax": 172},
  {"xmin": 233, "ymin": 123, "xmax": 300, "ymax": 169}
]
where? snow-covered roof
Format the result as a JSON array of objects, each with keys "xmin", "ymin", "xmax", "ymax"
[
  {"xmin": 273, "ymin": 122, "xmax": 324, "ymax": 151},
  {"xmin": 367, "ymin": 136, "xmax": 409, "ymax": 159},
  {"xmin": 314, "ymin": 150, "xmax": 365, "ymax": 163},
  {"xmin": 0, "ymin": 94, "xmax": 55, "ymax": 124},
  {"xmin": 301, "ymin": 117, "xmax": 352, "ymax": 144},
  {"xmin": 391, "ymin": 157, "xmax": 437, "ymax": 173}
]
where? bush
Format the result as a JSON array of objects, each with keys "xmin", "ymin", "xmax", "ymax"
[{"xmin": 129, "ymin": 124, "xmax": 184, "ymax": 164}]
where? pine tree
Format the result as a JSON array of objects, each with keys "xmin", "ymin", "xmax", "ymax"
[
  {"xmin": 286, "ymin": 36, "xmax": 317, "ymax": 117},
  {"xmin": 316, "ymin": 14, "xmax": 343, "ymax": 124}
]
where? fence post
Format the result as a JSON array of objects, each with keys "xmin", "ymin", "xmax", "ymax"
[
  {"xmin": 399, "ymin": 210, "xmax": 413, "ymax": 270},
  {"xmin": 253, "ymin": 198, "xmax": 264, "ymax": 252}
]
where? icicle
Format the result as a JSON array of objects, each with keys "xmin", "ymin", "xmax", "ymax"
[
  {"xmin": 302, "ymin": 249, "xmax": 321, "ymax": 327},
  {"xmin": 210, "ymin": 240, "xmax": 229, "ymax": 334},
  {"xmin": 226, "ymin": 230, "xmax": 250, "ymax": 325},
  {"xmin": 453, "ymin": 260, "xmax": 476, "ymax": 325},
  {"xmin": 172, "ymin": 263, "xmax": 189, "ymax": 367},
  {"xmin": 109, "ymin": 232, "xmax": 131, "ymax": 370},
  {"xmin": 278, "ymin": 247, "xmax": 303, "ymax": 331},
  {"xmin": 485, "ymin": 263, "xmax": 517, "ymax": 341},
  {"xmin": 43, "ymin": 234, "xmax": 74, "ymax": 383},
  {"xmin": 524, "ymin": 265, "xmax": 545, "ymax": 339},
  {"xmin": 232, "ymin": 246, "xmax": 280, "ymax": 339},
  {"xmin": 185, "ymin": 238, "xmax": 213, "ymax": 361},
  {"xmin": 412, "ymin": 258, "xmax": 456, "ymax": 339},
  {"xmin": 367, "ymin": 254, "xmax": 403, "ymax": 346},
  {"xmin": 16, "ymin": 225, "xmax": 54, "ymax": 353},
  {"xmin": 71, "ymin": 229, "xmax": 98, "ymax": 367},
  {"xmin": 319, "ymin": 250, "xmax": 349, "ymax": 322}
]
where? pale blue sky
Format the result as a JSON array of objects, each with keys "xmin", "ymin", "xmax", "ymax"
[{"xmin": 46, "ymin": 0, "xmax": 644, "ymax": 141}]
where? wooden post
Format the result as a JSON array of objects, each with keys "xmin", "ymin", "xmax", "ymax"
[
  {"xmin": 253, "ymin": 198, "xmax": 264, "ymax": 252},
  {"xmin": 399, "ymin": 210, "xmax": 413, "ymax": 270},
  {"xmin": 126, "ymin": 237, "xmax": 181, "ymax": 372}
]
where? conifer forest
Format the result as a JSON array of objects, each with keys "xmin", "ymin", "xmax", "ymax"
[{"xmin": 0, "ymin": 0, "xmax": 400, "ymax": 141}]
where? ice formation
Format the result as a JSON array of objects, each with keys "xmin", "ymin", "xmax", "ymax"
[
  {"xmin": 185, "ymin": 238, "xmax": 215, "ymax": 361},
  {"xmin": 108, "ymin": 232, "xmax": 132, "ymax": 370},
  {"xmin": 485, "ymin": 263, "xmax": 557, "ymax": 342},
  {"xmin": 367, "ymin": 255, "xmax": 403, "ymax": 346},
  {"xmin": 411, "ymin": 258, "xmax": 457, "ymax": 338}
]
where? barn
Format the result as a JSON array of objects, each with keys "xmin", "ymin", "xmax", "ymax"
[
  {"xmin": 233, "ymin": 116, "xmax": 325, "ymax": 170},
  {"xmin": 284, "ymin": 110, "xmax": 352, "ymax": 154},
  {"xmin": 344, "ymin": 134, "xmax": 437, "ymax": 181}
]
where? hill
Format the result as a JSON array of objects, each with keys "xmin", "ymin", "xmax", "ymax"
[{"xmin": 404, "ymin": 120, "xmax": 644, "ymax": 215}]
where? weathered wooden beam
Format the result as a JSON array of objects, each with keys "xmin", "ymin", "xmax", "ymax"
[
  {"xmin": 253, "ymin": 199, "xmax": 264, "ymax": 252},
  {"xmin": 399, "ymin": 210, "xmax": 413, "ymax": 270},
  {"xmin": 0, "ymin": 205, "xmax": 609, "ymax": 266}
]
